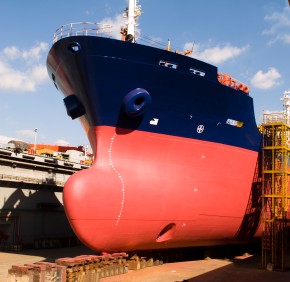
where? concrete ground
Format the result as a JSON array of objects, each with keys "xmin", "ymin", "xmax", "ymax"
[
  {"xmin": 102, "ymin": 256, "xmax": 290, "ymax": 282},
  {"xmin": 1, "ymin": 245, "xmax": 290, "ymax": 282}
]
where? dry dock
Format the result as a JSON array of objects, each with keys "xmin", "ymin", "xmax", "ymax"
[{"xmin": 1, "ymin": 245, "xmax": 290, "ymax": 282}]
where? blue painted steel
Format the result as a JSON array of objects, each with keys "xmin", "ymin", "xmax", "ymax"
[
  {"xmin": 47, "ymin": 36, "xmax": 262, "ymax": 152},
  {"xmin": 122, "ymin": 88, "xmax": 151, "ymax": 116}
]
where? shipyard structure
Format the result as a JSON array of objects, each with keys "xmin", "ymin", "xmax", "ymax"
[
  {"xmin": 0, "ymin": 145, "xmax": 91, "ymax": 250},
  {"xmin": 261, "ymin": 90, "xmax": 290, "ymax": 271}
]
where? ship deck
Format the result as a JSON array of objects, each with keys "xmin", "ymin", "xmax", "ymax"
[{"xmin": 1, "ymin": 245, "xmax": 290, "ymax": 282}]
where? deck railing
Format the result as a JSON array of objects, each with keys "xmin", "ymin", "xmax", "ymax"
[
  {"xmin": 263, "ymin": 112, "xmax": 290, "ymax": 125},
  {"xmin": 0, "ymin": 173, "xmax": 66, "ymax": 186},
  {"xmin": 53, "ymin": 22, "xmax": 113, "ymax": 43}
]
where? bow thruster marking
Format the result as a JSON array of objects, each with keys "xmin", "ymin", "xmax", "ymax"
[{"xmin": 196, "ymin": 125, "xmax": 204, "ymax": 133}]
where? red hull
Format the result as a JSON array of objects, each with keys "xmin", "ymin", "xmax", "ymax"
[{"xmin": 63, "ymin": 126, "xmax": 258, "ymax": 252}]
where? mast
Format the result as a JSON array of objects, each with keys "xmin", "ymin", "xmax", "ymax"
[
  {"xmin": 127, "ymin": 0, "xmax": 136, "ymax": 38},
  {"xmin": 122, "ymin": 0, "xmax": 141, "ymax": 42}
]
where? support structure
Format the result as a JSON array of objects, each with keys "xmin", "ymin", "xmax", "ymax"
[{"xmin": 261, "ymin": 90, "xmax": 290, "ymax": 271}]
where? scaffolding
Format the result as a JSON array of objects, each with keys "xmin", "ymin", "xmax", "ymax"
[{"xmin": 261, "ymin": 90, "xmax": 290, "ymax": 271}]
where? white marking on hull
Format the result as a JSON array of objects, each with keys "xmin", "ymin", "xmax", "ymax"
[
  {"xmin": 108, "ymin": 133, "xmax": 125, "ymax": 226},
  {"xmin": 196, "ymin": 125, "xmax": 204, "ymax": 133},
  {"xmin": 150, "ymin": 118, "xmax": 159, "ymax": 125}
]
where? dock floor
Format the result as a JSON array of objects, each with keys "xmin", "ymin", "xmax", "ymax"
[{"xmin": 1, "ymin": 245, "xmax": 290, "ymax": 282}]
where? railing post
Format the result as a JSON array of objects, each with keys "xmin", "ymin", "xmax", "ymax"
[
  {"xmin": 60, "ymin": 26, "xmax": 63, "ymax": 39},
  {"xmin": 52, "ymin": 22, "xmax": 113, "ymax": 43}
]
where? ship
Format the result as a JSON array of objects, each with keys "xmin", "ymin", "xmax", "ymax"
[{"xmin": 46, "ymin": 0, "xmax": 262, "ymax": 252}]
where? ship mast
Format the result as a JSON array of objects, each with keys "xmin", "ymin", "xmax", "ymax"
[
  {"xmin": 127, "ymin": 0, "xmax": 137, "ymax": 38},
  {"xmin": 121, "ymin": 0, "xmax": 141, "ymax": 42}
]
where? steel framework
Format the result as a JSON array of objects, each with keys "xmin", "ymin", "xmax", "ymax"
[{"xmin": 261, "ymin": 121, "xmax": 290, "ymax": 271}]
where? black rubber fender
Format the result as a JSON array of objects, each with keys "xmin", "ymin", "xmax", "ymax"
[{"xmin": 63, "ymin": 95, "xmax": 86, "ymax": 119}]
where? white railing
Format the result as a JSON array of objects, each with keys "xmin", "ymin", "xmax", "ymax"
[
  {"xmin": 0, "ymin": 148, "xmax": 91, "ymax": 169},
  {"xmin": 263, "ymin": 112, "xmax": 290, "ymax": 125},
  {"xmin": 0, "ymin": 173, "xmax": 66, "ymax": 187},
  {"xmin": 53, "ymin": 22, "xmax": 113, "ymax": 43}
]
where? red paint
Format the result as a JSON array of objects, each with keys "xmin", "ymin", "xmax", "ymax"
[{"xmin": 63, "ymin": 126, "xmax": 258, "ymax": 252}]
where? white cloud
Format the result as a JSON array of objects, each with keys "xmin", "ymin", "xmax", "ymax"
[
  {"xmin": 185, "ymin": 42, "xmax": 248, "ymax": 65},
  {"xmin": 250, "ymin": 67, "xmax": 281, "ymax": 90},
  {"xmin": 22, "ymin": 42, "xmax": 48, "ymax": 64},
  {"xmin": 0, "ymin": 61, "xmax": 35, "ymax": 91},
  {"xmin": 263, "ymin": 5, "xmax": 290, "ymax": 44},
  {"xmin": 268, "ymin": 33, "xmax": 290, "ymax": 45},
  {"xmin": 8, "ymin": 131, "xmax": 71, "ymax": 146},
  {"xmin": 100, "ymin": 14, "xmax": 125, "ymax": 39},
  {"xmin": 100, "ymin": 13, "xmax": 141, "ymax": 40},
  {"xmin": 0, "ymin": 135, "xmax": 20, "ymax": 145},
  {"xmin": 3, "ymin": 46, "xmax": 21, "ymax": 60},
  {"xmin": 0, "ymin": 42, "xmax": 49, "ymax": 93},
  {"xmin": 54, "ymin": 139, "xmax": 71, "ymax": 146},
  {"xmin": 16, "ymin": 129, "xmax": 37, "ymax": 139},
  {"xmin": 30, "ymin": 64, "xmax": 49, "ymax": 84},
  {"xmin": 279, "ymin": 33, "xmax": 290, "ymax": 43},
  {"xmin": 104, "ymin": 3, "xmax": 113, "ymax": 15}
]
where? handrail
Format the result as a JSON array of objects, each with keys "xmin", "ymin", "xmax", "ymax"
[
  {"xmin": 53, "ymin": 22, "xmax": 113, "ymax": 43},
  {"xmin": 0, "ymin": 173, "xmax": 66, "ymax": 186},
  {"xmin": 263, "ymin": 112, "xmax": 290, "ymax": 124}
]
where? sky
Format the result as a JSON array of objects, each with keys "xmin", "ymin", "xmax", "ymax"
[{"xmin": 0, "ymin": 0, "xmax": 289, "ymax": 147}]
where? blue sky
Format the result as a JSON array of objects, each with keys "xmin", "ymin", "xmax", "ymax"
[{"xmin": 0, "ymin": 0, "xmax": 289, "ymax": 147}]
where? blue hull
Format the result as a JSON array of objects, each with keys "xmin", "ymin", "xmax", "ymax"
[{"xmin": 47, "ymin": 36, "xmax": 261, "ymax": 152}]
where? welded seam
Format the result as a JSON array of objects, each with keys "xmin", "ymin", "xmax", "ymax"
[{"xmin": 108, "ymin": 133, "xmax": 125, "ymax": 226}]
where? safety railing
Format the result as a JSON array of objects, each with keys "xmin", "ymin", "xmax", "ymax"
[
  {"xmin": 0, "ymin": 173, "xmax": 66, "ymax": 187},
  {"xmin": 53, "ymin": 22, "xmax": 113, "ymax": 43},
  {"xmin": 263, "ymin": 112, "xmax": 290, "ymax": 125}
]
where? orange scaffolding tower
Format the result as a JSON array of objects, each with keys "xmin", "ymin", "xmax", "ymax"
[{"xmin": 261, "ymin": 112, "xmax": 290, "ymax": 270}]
